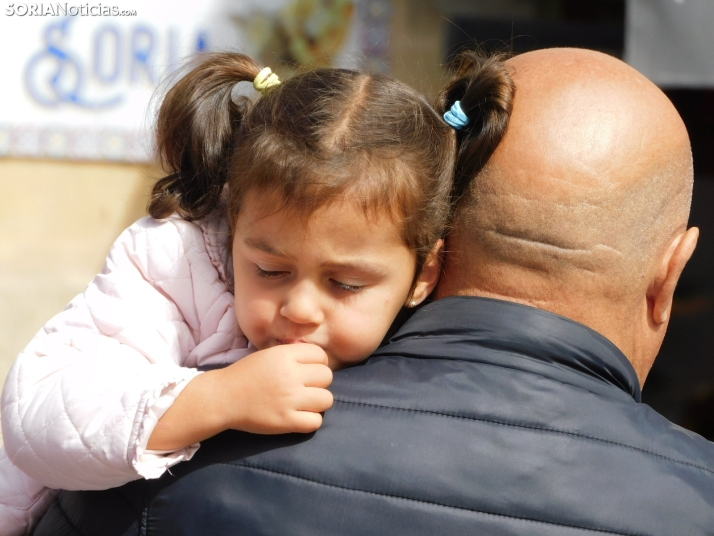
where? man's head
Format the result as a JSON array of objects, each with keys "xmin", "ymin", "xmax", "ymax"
[{"xmin": 437, "ymin": 48, "xmax": 698, "ymax": 385}]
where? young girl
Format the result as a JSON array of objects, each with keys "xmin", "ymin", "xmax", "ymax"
[{"xmin": 0, "ymin": 51, "xmax": 513, "ymax": 534}]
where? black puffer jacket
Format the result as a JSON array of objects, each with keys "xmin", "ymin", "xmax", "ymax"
[{"xmin": 35, "ymin": 297, "xmax": 714, "ymax": 536}]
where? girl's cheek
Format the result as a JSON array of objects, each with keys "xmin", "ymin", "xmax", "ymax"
[{"xmin": 354, "ymin": 314, "xmax": 386, "ymax": 346}]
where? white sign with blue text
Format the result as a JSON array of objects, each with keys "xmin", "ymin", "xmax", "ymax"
[{"xmin": 0, "ymin": 0, "xmax": 387, "ymax": 162}]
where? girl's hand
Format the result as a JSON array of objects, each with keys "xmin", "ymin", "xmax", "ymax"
[
  {"xmin": 217, "ymin": 343, "xmax": 334, "ymax": 434},
  {"xmin": 147, "ymin": 344, "xmax": 333, "ymax": 451}
]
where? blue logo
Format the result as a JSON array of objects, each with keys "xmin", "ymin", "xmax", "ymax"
[
  {"xmin": 25, "ymin": 18, "xmax": 121, "ymax": 108},
  {"xmin": 25, "ymin": 17, "xmax": 209, "ymax": 109}
]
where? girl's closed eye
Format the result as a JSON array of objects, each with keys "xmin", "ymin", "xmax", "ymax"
[
  {"xmin": 255, "ymin": 265, "xmax": 289, "ymax": 279},
  {"xmin": 330, "ymin": 279, "xmax": 365, "ymax": 293}
]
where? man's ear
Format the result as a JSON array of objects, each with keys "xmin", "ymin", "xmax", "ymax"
[
  {"xmin": 408, "ymin": 239, "xmax": 444, "ymax": 306},
  {"xmin": 648, "ymin": 227, "xmax": 699, "ymax": 325}
]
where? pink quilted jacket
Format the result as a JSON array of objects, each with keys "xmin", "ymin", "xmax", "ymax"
[{"xmin": 0, "ymin": 211, "xmax": 254, "ymax": 535}]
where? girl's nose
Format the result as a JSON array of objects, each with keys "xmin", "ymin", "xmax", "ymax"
[{"xmin": 279, "ymin": 282, "xmax": 325, "ymax": 325}]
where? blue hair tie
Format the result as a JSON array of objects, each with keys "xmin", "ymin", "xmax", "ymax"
[{"xmin": 443, "ymin": 101, "xmax": 470, "ymax": 130}]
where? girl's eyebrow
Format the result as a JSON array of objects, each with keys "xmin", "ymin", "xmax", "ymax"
[
  {"xmin": 244, "ymin": 237, "xmax": 284, "ymax": 256},
  {"xmin": 244, "ymin": 237, "xmax": 387, "ymax": 276},
  {"xmin": 320, "ymin": 260, "xmax": 388, "ymax": 277}
]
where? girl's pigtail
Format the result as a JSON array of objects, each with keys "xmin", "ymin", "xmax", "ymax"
[
  {"xmin": 149, "ymin": 53, "xmax": 262, "ymax": 220},
  {"xmin": 437, "ymin": 51, "xmax": 515, "ymax": 207}
]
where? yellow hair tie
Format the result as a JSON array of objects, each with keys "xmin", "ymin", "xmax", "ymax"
[{"xmin": 253, "ymin": 67, "xmax": 281, "ymax": 93}]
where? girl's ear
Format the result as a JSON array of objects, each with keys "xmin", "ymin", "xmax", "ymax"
[{"xmin": 408, "ymin": 239, "xmax": 444, "ymax": 306}]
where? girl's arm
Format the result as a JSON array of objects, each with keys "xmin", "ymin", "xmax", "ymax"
[
  {"xmin": 147, "ymin": 343, "xmax": 333, "ymax": 451},
  {"xmin": 0, "ymin": 446, "xmax": 58, "ymax": 536},
  {"xmin": 0, "ymin": 216, "xmax": 249, "ymax": 490}
]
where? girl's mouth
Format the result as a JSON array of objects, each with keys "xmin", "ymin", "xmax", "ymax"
[{"xmin": 276, "ymin": 338, "xmax": 307, "ymax": 345}]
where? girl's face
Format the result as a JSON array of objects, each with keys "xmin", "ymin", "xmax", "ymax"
[{"xmin": 232, "ymin": 192, "xmax": 440, "ymax": 370}]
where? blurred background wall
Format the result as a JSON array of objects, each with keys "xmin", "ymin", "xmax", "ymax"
[{"xmin": 1, "ymin": 0, "xmax": 713, "ymax": 442}]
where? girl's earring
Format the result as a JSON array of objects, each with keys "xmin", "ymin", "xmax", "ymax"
[{"xmin": 408, "ymin": 300, "xmax": 418, "ymax": 308}]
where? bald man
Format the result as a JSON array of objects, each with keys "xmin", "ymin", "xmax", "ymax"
[
  {"xmin": 439, "ymin": 48, "xmax": 699, "ymax": 387},
  {"xmin": 35, "ymin": 49, "xmax": 714, "ymax": 536}
]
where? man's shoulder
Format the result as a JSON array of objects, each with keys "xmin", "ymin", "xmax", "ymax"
[
  {"xmin": 321, "ymin": 351, "xmax": 714, "ymax": 533},
  {"xmin": 334, "ymin": 350, "xmax": 714, "ymax": 463}
]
